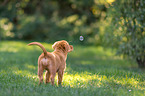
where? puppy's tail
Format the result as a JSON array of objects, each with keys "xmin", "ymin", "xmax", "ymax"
[{"xmin": 28, "ymin": 42, "xmax": 48, "ymax": 56}]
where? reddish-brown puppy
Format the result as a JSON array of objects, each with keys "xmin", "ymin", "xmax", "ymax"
[{"xmin": 28, "ymin": 40, "xmax": 73, "ymax": 86}]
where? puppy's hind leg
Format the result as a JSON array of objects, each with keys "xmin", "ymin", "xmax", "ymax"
[
  {"xmin": 45, "ymin": 70, "xmax": 51, "ymax": 84},
  {"xmin": 50, "ymin": 71, "xmax": 56, "ymax": 86},
  {"xmin": 38, "ymin": 66, "xmax": 44, "ymax": 85}
]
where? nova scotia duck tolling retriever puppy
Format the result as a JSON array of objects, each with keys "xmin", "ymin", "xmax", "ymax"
[{"xmin": 28, "ymin": 40, "xmax": 73, "ymax": 86}]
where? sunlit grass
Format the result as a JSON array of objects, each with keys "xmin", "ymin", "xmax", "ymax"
[
  {"xmin": 63, "ymin": 72, "xmax": 145, "ymax": 90},
  {"xmin": 0, "ymin": 41, "xmax": 144, "ymax": 96}
]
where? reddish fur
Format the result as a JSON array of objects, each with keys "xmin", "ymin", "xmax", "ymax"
[{"xmin": 28, "ymin": 40, "xmax": 73, "ymax": 86}]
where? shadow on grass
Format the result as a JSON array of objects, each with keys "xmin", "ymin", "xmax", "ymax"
[{"xmin": 67, "ymin": 55, "xmax": 143, "ymax": 77}]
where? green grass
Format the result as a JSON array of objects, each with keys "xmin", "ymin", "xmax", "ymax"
[{"xmin": 0, "ymin": 41, "xmax": 145, "ymax": 96}]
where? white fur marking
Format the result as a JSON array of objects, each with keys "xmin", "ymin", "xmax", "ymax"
[{"xmin": 42, "ymin": 58, "xmax": 48, "ymax": 66}]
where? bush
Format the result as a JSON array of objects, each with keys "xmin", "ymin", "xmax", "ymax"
[
  {"xmin": 0, "ymin": 0, "xmax": 108, "ymax": 44},
  {"xmin": 0, "ymin": 18, "xmax": 14, "ymax": 40}
]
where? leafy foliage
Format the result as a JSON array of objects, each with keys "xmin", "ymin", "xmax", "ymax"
[
  {"xmin": 0, "ymin": 0, "xmax": 109, "ymax": 44},
  {"xmin": 0, "ymin": 18, "xmax": 14, "ymax": 39}
]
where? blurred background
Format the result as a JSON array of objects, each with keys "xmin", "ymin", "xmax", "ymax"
[{"xmin": 0, "ymin": 0, "xmax": 145, "ymax": 68}]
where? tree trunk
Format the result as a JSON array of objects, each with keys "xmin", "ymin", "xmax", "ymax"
[{"xmin": 136, "ymin": 58, "xmax": 145, "ymax": 68}]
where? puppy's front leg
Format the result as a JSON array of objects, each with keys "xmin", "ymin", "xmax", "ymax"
[{"xmin": 58, "ymin": 70, "xmax": 64, "ymax": 86}]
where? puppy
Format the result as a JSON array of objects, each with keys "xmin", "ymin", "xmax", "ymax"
[{"xmin": 28, "ymin": 40, "xmax": 73, "ymax": 86}]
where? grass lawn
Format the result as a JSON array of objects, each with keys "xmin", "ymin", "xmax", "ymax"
[{"xmin": 0, "ymin": 41, "xmax": 145, "ymax": 96}]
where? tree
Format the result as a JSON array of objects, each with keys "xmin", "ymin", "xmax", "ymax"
[{"xmin": 106, "ymin": 0, "xmax": 145, "ymax": 68}]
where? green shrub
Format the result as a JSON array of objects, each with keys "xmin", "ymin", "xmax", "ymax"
[{"xmin": 0, "ymin": 18, "xmax": 14, "ymax": 40}]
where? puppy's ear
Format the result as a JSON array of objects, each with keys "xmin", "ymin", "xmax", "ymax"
[
  {"xmin": 52, "ymin": 42, "xmax": 58, "ymax": 49},
  {"xmin": 68, "ymin": 45, "xmax": 73, "ymax": 52}
]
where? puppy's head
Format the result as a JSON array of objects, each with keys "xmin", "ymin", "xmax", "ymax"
[{"xmin": 52, "ymin": 40, "xmax": 73, "ymax": 53}]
